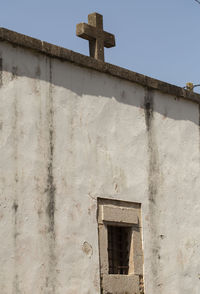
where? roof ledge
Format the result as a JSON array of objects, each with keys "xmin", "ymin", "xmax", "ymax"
[{"xmin": 0, "ymin": 27, "xmax": 200, "ymax": 104}]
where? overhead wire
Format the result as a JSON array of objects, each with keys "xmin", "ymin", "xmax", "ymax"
[{"xmin": 194, "ymin": 0, "xmax": 200, "ymax": 4}]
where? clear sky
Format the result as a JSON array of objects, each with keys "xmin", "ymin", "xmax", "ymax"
[{"xmin": 1, "ymin": 0, "xmax": 200, "ymax": 92}]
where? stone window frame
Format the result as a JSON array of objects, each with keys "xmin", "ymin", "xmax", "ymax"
[{"xmin": 97, "ymin": 198, "xmax": 143, "ymax": 294}]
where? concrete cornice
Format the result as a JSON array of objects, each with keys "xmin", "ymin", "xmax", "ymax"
[{"xmin": 0, "ymin": 27, "xmax": 200, "ymax": 104}]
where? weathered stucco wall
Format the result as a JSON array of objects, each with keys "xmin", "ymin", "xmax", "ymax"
[{"xmin": 0, "ymin": 40, "xmax": 200, "ymax": 294}]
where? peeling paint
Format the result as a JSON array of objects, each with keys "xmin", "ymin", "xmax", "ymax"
[{"xmin": 82, "ymin": 241, "xmax": 93, "ymax": 258}]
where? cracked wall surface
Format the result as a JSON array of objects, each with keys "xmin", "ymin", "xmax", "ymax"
[{"xmin": 0, "ymin": 41, "xmax": 200, "ymax": 294}]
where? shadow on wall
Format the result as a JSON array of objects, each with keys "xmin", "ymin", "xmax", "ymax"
[{"xmin": 1, "ymin": 44, "xmax": 200, "ymax": 126}]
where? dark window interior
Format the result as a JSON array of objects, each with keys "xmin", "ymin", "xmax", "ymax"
[{"xmin": 107, "ymin": 225, "xmax": 132, "ymax": 275}]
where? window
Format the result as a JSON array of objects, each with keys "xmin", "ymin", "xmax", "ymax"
[
  {"xmin": 108, "ymin": 225, "xmax": 131, "ymax": 275},
  {"xmin": 98, "ymin": 198, "xmax": 143, "ymax": 294}
]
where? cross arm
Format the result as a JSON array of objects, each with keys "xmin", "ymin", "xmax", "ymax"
[
  {"xmin": 76, "ymin": 23, "xmax": 96, "ymax": 41},
  {"xmin": 103, "ymin": 31, "xmax": 115, "ymax": 48},
  {"xmin": 76, "ymin": 22, "xmax": 115, "ymax": 48}
]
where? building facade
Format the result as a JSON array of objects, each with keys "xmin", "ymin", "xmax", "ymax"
[{"xmin": 0, "ymin": 28, "xmax": 200, "ymax": 294}]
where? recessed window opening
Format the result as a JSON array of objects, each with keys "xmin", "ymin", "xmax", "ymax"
[{"xmin": 107, "ymin": 225, "xmax": 132, "ymax": 275}]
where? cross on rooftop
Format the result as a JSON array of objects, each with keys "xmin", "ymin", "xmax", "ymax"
[{"xmin": 76, "ymin": 12, "xmax": 116, "ymax": 62}]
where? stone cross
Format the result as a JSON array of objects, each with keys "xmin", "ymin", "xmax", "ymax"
[{"xmin": 76, "ymin": 13, "xmax": 116, "ymax": 62}]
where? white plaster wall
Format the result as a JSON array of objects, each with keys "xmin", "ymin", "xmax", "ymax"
[{"xmin": 0, "ymin": 41, "xmax": 200, "ymax": 294}]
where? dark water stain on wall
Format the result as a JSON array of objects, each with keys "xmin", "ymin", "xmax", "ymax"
[
  {"xmin": 12, "ymin": 66, "xmax": 18, "ymax": 80},
  {"xmin": 12, "ymin": 95, "xmax": 21, "ymax": 293},
  {"xmin": 144, "ymin": 88, "xmax": 153, "ymax": 133},
  {"xmin": 13, "ymin": 274, "xmax": 20, "ymax": 294},
  {"xmin": 144, "ymin": 88, "xmax": 162, "ymax": 291},
  {"xmin": 13, "ymin": 200, "xmax": 20, "ymax": 294},
  {"xmin": 199, "ymin": 105, "xmax": 200, "ymax": 159},
  {"xmin": 144, "ymin": 89, "xmax": 160, "ymax": 203},
  {"xmin": 0, "ymin": 58, "xmax": 2, "ymax": 87},
  {"xmin": 45, "ymin": 57, "xmax": 56, "ymax": 294},
  {"xmin": 13, "ymin": 198, "xmax": 19, "ymax": 242}
]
